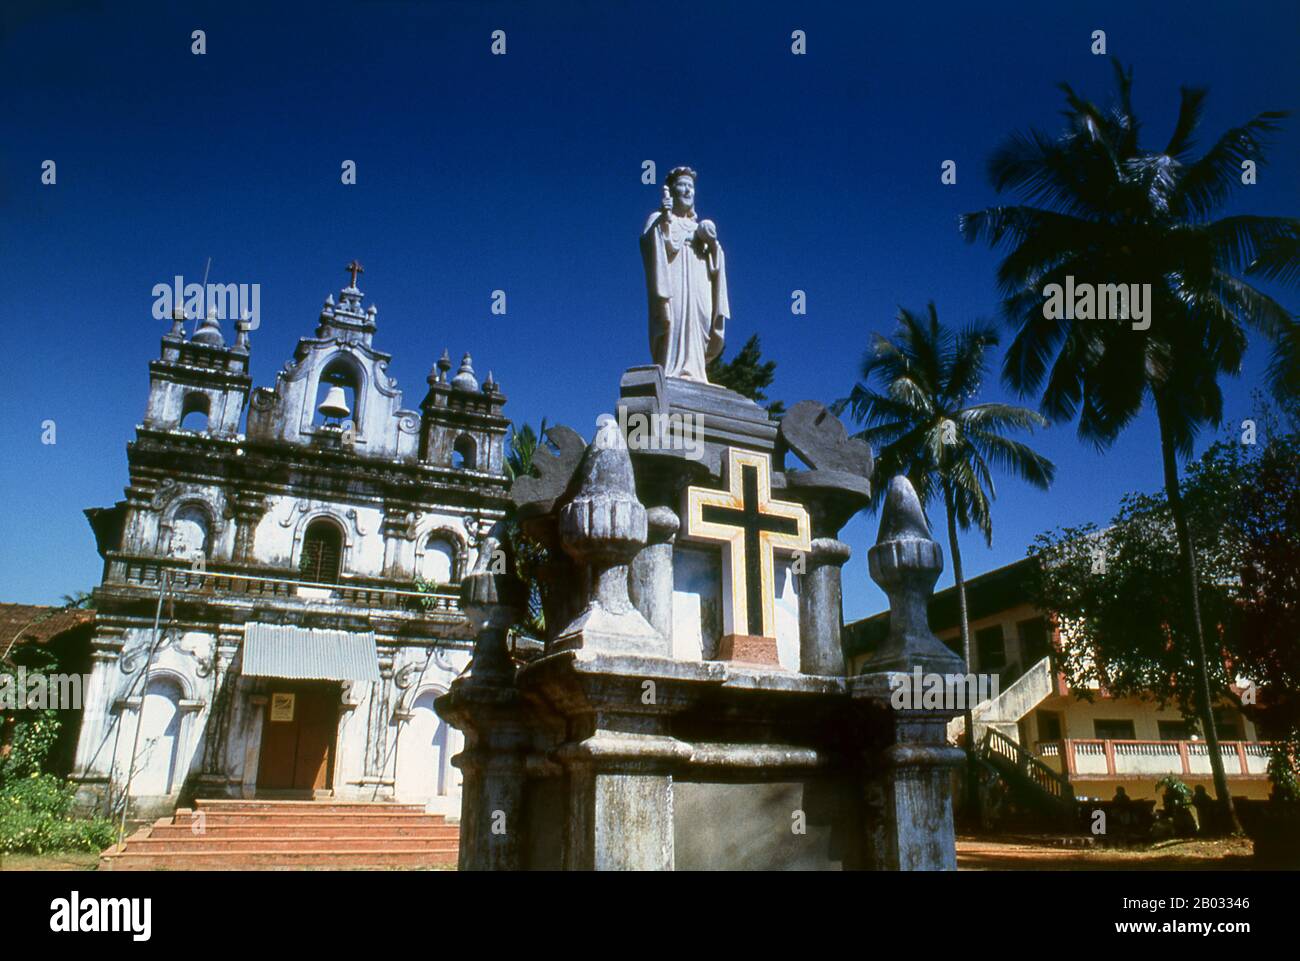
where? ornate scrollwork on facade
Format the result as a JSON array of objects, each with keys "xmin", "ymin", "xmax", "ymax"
[
  {"xmin": 279, "ymin": 501, "xmax": 309, "ymax": 528},
  {"xmin": 347, "ymin": 508, "xmax": 370, "ymax": 537}
]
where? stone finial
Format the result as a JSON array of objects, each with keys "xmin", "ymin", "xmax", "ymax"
[
  {"xmin": 483, "ymin": 370, "xmax": 498, "ymax": 394},
  {"xmin": 553, "ymin": 415, "xmax": 662, "ymax": 655},
  {"xmin": 862, "ymin": 475, "xmax": 965, "ymax": 673},
  {"xmin": 436, "ymin": 349, "xmax": 452, "ymax": 384},
  {"xmin": 192, "ymin": 309, "xmax": 225, "ymax": 347},
  {"xmin": 561, "ymin": 416, "xmax": 647, "ymax": 559},
  {"xmin": 459, "ymin": 520, "xmax": 527, "ymax": 681},
  {"xmin": 452, "ymin": 352, "xmax": 479, "ymax": 392},
  {"xmin": 166, "ymin": 307, "xmax": 186, "ymax": 340},
  {"xmin": 234, "ymin": 316, "xmax": 252, "ymax": 353}
]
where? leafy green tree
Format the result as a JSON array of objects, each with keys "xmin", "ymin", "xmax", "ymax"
[
  {"xmin": 707, "ymin": 334, "xmax": 785, "ymax": 417},
  {"xmin": 1030, "ymin": 405, "xmax": 1300, "ymax": 803},
  {"xmin": 834, "ymin": 303, "xmax": 1055, "ymax": 818},
  {"xmin": 961, "ymin": 61, "xmax": 1300, "ymax": 831}
]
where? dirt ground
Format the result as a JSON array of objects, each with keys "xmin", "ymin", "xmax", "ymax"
[
  {"xmin": 0, "ymin": 841, "xmax": 1264, "ymax": 871},
  {"xmin": 957, "ymin": 835, "xmax": 1258, "ymax": 870},
  {"xmin": 0, "ymin": 851, "xmax": 101, "ymax": 871}
]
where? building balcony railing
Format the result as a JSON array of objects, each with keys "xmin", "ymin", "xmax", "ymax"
[
  {"xmin": 1035, "ymin": 738, "xmax": 1274, "ymax": 780},
  {"xmin": 103, "ymin": 552, "xmax": 461, "ymax": 616}
]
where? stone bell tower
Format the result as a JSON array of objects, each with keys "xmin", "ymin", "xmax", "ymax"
[
  {"xmin": 418, "ymin": 350, "xmax": 509, "ymax": 476},
  {"xmin": 143, "ymin": 308, "xmax": 252, "ymax": 438}
]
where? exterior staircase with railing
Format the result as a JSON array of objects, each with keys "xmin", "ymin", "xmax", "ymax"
[
  {"xmin": 978, "ymin": 728, "xmax": 1078, "ymax": 828},
  {"xmin": 947, "ymin": 655, "xmax": 1056, "ymax": 745}
]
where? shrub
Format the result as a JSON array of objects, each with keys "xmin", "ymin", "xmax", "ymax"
[
  {"xmin": 0, "ymin": 774, "xmax": 117, "ymax": 854},
  {"xmin": 1268, "ymin": 751, "xmax": 1300, "ymax": 802}
]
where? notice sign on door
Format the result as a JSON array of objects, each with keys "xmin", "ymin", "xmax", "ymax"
[{"xmin": 270, "ymin": 693, "xmax": 295, "ymax": 722}]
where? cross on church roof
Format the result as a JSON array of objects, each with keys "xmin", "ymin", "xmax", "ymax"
[
  {"xmin": 345, "ymin": 260, "xmax": 364, "ymax": 288},
  {"xmin": 685, "ymin": 448, "xmax": 810, "ymax": 644}
]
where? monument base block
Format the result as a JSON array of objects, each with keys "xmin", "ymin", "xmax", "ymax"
[{"xmin": 716, "ymin": 633, "xmax": 784, "ymax": 669}]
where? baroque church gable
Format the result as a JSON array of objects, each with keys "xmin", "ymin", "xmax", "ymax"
[{"xmin": 71, "ymin": 264, "xmax": 511, "ymax": 822}]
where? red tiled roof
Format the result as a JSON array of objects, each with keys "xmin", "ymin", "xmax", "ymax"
[{"xmin": 0, "ymin": 603, "xmax": 95, "ymax": 654}]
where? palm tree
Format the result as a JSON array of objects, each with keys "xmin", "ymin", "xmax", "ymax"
[
  {"xmin": 834, "ymin": 303, "xmax": 1055, "ymax": 821},
  {"xmin": 59, "ymin": 590, "xmax": 94, "ymax": 610},
  {"xmin": 960, "ymin": 60, "xmax": 1300, "ymax": 832},
  {"xmin": 505, "ymin": 419, "xmax": 546, "ymax": 482},
  {"xmin": 504, "ymin": 420, "xmax": 552, "ymax": 637}
]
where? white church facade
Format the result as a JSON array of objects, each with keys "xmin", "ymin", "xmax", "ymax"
[{"xmin": 73, "ymin": 267, "xmax": 510, "ymax": 820}]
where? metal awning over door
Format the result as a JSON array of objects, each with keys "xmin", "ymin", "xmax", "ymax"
[{"xmin": 242, "ymin": 622, "xmax": 381, "ymax": 683}]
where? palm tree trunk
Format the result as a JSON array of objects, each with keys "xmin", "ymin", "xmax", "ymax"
[
  {"xmin": 1155, "ymin": 401, "xmax": 1243, "ymax": 836},
  {"xmin": 944, "ymin": 483, "xmax": 980, "ymax": 828}
]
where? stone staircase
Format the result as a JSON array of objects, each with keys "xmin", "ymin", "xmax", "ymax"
[
  {"xmin": 947, "ymin": 655, "xmax": 1056, "ymax": 745},
  {"xmin": 99, "ymin": 799, "xmax": 459, "ymax": 870}
]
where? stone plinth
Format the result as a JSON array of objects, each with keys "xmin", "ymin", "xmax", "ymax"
[
  {"xmin": 439, "ymin": 376, "xmax": 964, "ymax": 870},
  {"xmin": 619, "ymin": 364, "xmax": 777, "ymax": 474}
]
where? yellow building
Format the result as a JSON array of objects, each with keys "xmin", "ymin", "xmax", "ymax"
[{"xmin": 845, "ymin": 557, "xmax": 1275, "ymax": 803}]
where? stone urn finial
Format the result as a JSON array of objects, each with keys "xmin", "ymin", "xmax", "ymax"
[
  {"xmin": 861, "ymin": 476, "xmax": 965, "ymax": 673},
  {"xmin": 560, "ymin": 416, "xmax": 647, "ymax": 565},
  {"xmin": 553, "ymin": 415, "xmax": 663, "ymax": 655}
]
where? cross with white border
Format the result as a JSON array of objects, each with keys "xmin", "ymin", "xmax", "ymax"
[{"xmin": 684, "ymin": 448, "xmax": 811, "ymax": 644}]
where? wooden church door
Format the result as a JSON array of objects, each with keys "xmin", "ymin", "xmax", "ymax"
[{"xmin": 258, "ymin": 682, "xmax": 339, "ymax": 793}]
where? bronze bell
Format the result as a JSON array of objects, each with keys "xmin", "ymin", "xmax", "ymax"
[{"xmin": 317, "ymin": 385, "xmax": 351, "ymax": 421}]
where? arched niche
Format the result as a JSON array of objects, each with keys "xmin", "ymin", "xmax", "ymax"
[
  {"xmin": 395, "ymin": 685, "xmax": 453, "ymax": 804},
  {"xmin": 129, "ymin": 674, "xmax": 185, "ymax": 797},
  {"xmin": 170, "ymin": 504, "xmax": 212, "ymax": 559},
  {"xmin": 413, "ymin": 526, "xmax": 466, "ymax": 585},
  {"xmin": 451, "ymin": 433, "xmax": 477, "ymax": 470},
  {"xmin": 180, "ymin": 392, "xmax": 211, "ymax": 432}
]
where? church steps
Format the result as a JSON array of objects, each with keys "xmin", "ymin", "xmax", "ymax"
[
  {"xmin": 116, "ymin": 837, "xmax": 459, "ymax": 854},
  {"xmin": 191, "ymin": 800, "xmax": 430, "ymax": 814},
  {"xmin": 146, "ymin": 823, "xmax": 459, "ymax": 840},
  {"xmin": 100, "ymin": 850, "xmax": 457, "ymax": 870},
  {"xmin": 172, "ymin": 812, "xmax": 449, "ymax": 827},
  {"xmin": 100, "ymin": 800, "xmax": 460, "ymax": 870}
]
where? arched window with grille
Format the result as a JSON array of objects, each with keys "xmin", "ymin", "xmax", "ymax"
[{"xmin": 300, "ymin": 518, "xmax": 344, "ymax": 584}]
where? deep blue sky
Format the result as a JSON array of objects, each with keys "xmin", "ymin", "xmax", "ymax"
[{"xmin": 2, "ymin": 0, "xmax": 1297, "ymax": 621}]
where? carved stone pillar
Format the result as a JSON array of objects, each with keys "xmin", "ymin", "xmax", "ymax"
[
  {"xmin": 854, "ymin": 475, "xmax": 966, "ymax": 870},
  {"xmin": 629, "ymin": 505, "xmax": 678, "ymax": 642},
  {"xmin": 381, "ymin": 506, "xmax": 417, "ymax": 580},
  {"xmin": 799, "ymin": 536, "xmax": 852, "ymax": 676},
  {"xmin": 436, "ymin": 523, "xmax": 530, "ymax": 870},
  {"xmin": 199, "ymin": 630, "xmax": 242, "ymax": 784},
  {"xmin": 231, "ymin": 492, "xmax": 267, "ymax": 564}
]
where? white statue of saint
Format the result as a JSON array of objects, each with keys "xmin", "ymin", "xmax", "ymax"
[{"xmin": 640, "ymin": 166, "xmax": 729, "ymax": 382}]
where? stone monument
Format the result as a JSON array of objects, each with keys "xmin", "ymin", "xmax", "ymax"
[{"xmin": 437, "ymin": 167, "xmax": 965, "ymax": 870}]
